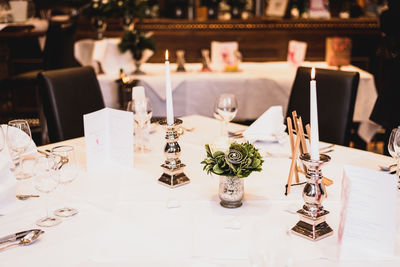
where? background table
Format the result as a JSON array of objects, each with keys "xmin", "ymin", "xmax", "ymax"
[
  {"xmin": 96, "ymin": 61, "xmax": 379, "ymax": 141},
  {"xmin": 0, "ymin": 115, "xmax": 399, "ymax": 266}
]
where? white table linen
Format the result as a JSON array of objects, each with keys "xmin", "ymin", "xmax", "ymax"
[{"xmin": 0, "ymin": 115, "xmax": 399, "ymax": 266}]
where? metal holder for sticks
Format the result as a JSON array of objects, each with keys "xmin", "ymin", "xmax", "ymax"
[
  {"xmin": 291, "ymin": 153, "xmax": 333, "ymax": 241},
  {"xmin": 158, "ymin": 118, "xmax": 190, "ymax": 188}
]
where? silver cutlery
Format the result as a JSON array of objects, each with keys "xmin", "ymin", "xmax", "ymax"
[
  {"xmin": 16, "ymin": 194, "xmax": 40, "ymax": 200},
  {"xmin": 319, "ymin": 144, "xmax": 335, "ymax": 151},
  {"xmin": 379, "ymin": 164, "xmax": 397, "ymax": 172},
  {"xmin": 0, "ymin": 229, "xmax": 44, "ymax": 249},
  {"xmin": 0, "ymin": 229, "xmax": 43, "ymax": 245},
  {"xmin": 183, "ymin": 127, "xmax": 195, "ymax": 132}
]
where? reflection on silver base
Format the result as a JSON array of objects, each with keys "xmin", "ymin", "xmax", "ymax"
[
  {"xmin": 292, "ymin": 153, "xmax": 333, "ymax": 241},
  {"xmin": 158, "ymin": 118, "xmax": 190, "ymax": 188},
  {"xmin": 158, "ymin": 172, "xmax": 190, "ymax": 188},
  {"xmin": 292, "ymin": 209, "xmax": 333, "ymax": 241}
]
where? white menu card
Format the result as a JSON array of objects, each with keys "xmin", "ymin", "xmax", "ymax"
[
  {"xmin": 84, "ymin": 108, "xmax": 134, "ymax": 171},
  {"xmin": 339, "ymin": 165, "xmax": 397, "ymax": 260}
]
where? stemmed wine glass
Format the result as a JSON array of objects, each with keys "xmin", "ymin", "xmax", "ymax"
[
  {"xmin": 215, "ymin": 94, "xmax": 238, "ymax": 137},
  {"xmin": 127, "ymin": 98, "xmax": 153, "ymax": 152},
  {"xmin": 34, "ymin": 154, "xmax": 61, "ymax": 227},
  {"xmin": 388, "ymin": 127, "xmax": 400, "ymax": 188},
  {"xmin": 52, "ymin": 145, "xmax": 79, "ymax": 217},
  {"xmin": 6, "ymin": 120, "xmax": 32, "ymax": 180}
]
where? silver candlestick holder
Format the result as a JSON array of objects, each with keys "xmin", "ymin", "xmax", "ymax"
[
  {"xmin": 158, "ymin": 118, "xmax": 190, "ymax": 188},
  {"xmin": 291, "ymin": 153, "xmax": 333, "ymax": 241}
]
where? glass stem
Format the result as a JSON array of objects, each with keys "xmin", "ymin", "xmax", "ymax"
[
  {"xmin": 45, "ymin": 194, "xmax": 49, "ymax": 218},
  {"xmin": 222, "ymin": 120, "xmax": 228, "ymax": 137},
  {"xmin": 17, "ymin": 152, "xmax": 23, "ymax": 175},
  {"xmin": 138, "ymin": 125, "xmax": 144, "ymax": 152},
  {"xmin": 397, "ymin": 157, "xmax": 400, "ymax": 189}
]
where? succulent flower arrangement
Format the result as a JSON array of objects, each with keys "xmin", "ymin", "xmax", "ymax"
[{"xmin": 201, "ymin": 142, "xmax": 263, "ymax": 178}]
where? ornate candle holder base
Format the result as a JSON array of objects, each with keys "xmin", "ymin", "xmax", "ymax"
[
  {"xmin": 291, "ymin": 153, "xmax": 333, "ymax": 241},
  {"xmin": 158, "ymin": 118, "xmax": 190, "ymax": 188}
]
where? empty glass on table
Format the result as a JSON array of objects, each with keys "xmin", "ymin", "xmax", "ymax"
[
  {"xmin": 127, "ymin": 98, "xmax": 153, "ymax": 152},
  {"xmin": 6, "ymin": 120, "xmax": 32, "ymax": 180},
  {"xmin": 388, "ymin": 127, "xmax": 400, "ymax": 188},
  {"xmin": 34, "ymin": 154, "xmax": 61, "ymax": 227},
  {"xmin": 52, "ymin": 145, "xmax": 80, "ymax": 217},
  {"xmin": 215, "ymin": 94, "xmax": 238, "ymax": 137}
]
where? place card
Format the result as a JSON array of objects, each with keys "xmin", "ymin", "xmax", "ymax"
[
  {"xmin": 211, "ymin": 41, "xmax": 239, "ymax": 72},
  {"xmin": 339, "ymin": 165, "xmax": 397, "ymax": 260},
  {"xmin": 84, "ymin": 108, "xmax": 133, "ymax": 171},
  {"xmin": 287, "ymin": 40, "xmax": 307, "ymax": 67}
]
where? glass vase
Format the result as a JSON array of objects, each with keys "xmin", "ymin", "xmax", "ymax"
[{"xmin": 218, "ymin": 176, "xmax": 244, "ymax": 208}]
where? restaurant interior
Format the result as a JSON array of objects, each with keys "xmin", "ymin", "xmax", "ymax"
[{"xmin": 1, "ymin": 0, "xmax": 400, "ymax": 266}]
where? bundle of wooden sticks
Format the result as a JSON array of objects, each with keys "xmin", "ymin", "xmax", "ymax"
[{"xmin": 285, "ymin": 111, "xmax": 333, "ymax": 196}]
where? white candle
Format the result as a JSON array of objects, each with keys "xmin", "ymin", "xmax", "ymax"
[
  {"xmin": 310, "ymin": 67, "xmax": 319, "ymax": 161},
  {"xmin": 165, "ymin": 50, "xmax": 174, "ymax": 125}
]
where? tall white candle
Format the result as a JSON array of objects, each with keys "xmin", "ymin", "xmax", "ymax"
[
  {"xmin": 310, "ymin": 67, "xmax": 319, "ymax": 161},
  {"xmin": 165, "ymin": 50, "xmax": 174, "ymax": 125}
]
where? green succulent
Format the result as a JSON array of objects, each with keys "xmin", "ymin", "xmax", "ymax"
[
  {"xmin": 118, "ymin": 29, "xmax": 156, "ymax": 60},
  {"xmin": 201, "ymin": 142, "xmax": 263, "ymax": 178}
]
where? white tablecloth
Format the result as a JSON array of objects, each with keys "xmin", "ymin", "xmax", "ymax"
[
  {"xmin": 95, "ymin": 62, "xmax": 379, "ymax": 142},
  {"xmin": 0, "ymin": 115, "xmax": 399, "ymax": 266}
]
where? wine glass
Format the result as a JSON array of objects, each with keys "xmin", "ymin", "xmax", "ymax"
[
  {"xmin": 52, "ymin": 145, "xmax": 79, "ymax": 217},
  {"xmin": 6, "ymin": 120, "xmax": 32, "ymax": 180},
  {"xmin": 34, "ymin": 154, "xmax": 61, "ymax": 227},
  {"xmin": 127, "ymin": 98, "xmax": 153, "ymax": 152},
  {"xmin": 388, "ymin": 127, "xmax": 400, "ymax": 188},
  {"xmin": 0, "ymin": 125, "xmax": 5, "ymax": 152},
  {"xmin": 215, "ymin": 94, "xmax": 238, "ymax": 137}
]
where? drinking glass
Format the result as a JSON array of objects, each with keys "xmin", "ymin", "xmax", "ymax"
[
  {"xmin": 215, "ymin": 94, "xmax": 238, "ymax": 137},
  {"xmin": 6, "ymin": 120, "xmax": 32, "ymax": 180},
  {"xmin": 127, "ymin": 98, "xmax": 153, "ymax": 152},
  {"xmin": 0, "ymin": 125, "xmax": 5, "ymax": 152},
  {"xmin": 34, "ymin": 154, "xmax": 61, "ymax": 227},
  {"xmin": 388, "ymin": 127, "xmax": 400, "ymax": 188},
  {"xmin": 52, "ymin": 145, "xmax": 79, "ymax": 217}
]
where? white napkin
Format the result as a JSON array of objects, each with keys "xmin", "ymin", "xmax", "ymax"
[
  {"xmin": 132, "ymin": 86, "xmax": 145, "ymax": 101},
  {"xmin": 0, "ymin": 154, "xmax": 16, "ymax": 213},
  {"xmin": 243, "ymin": 106, "xmax": 287, "ymax": 142}
]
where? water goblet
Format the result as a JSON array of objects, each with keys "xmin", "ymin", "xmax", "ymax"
[
  {"xmin": 34, "ymin": 154, "xmax": 61, "ymax": 227},
  {"xmin": 52, "ymin": 145, "xmax": 79, "ymax": 217},
  {"xmin": 127, "ymin": 98, "xmax": 153, "ymax": 152},
  {"xmin": 215, "ymin": 94, "xmax": 238, "ymax": 137},
  {"xmin": 6, "ymin": 120, "xmax": 32, "ymax": 180}
]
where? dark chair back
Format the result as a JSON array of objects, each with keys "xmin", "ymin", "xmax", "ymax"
[
  {"xmin": 38, "ymin": 66, "xmax": 105, "ymax": 143},
  {"xmin": 286, "ymin": 67, "xmax": 360, "ymax": 146},
  {"xmin": 43, "ymin": 21, "xmax": 80, "ymax": 70}
]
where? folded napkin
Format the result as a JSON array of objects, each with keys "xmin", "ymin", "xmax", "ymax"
[
  {"xmin": 243, "ymin": 106, "xmax": 287, "ymax": 142},
  {"xmin": 0, "ymin": 154, "xmax": 16, "ymax": 213}
]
